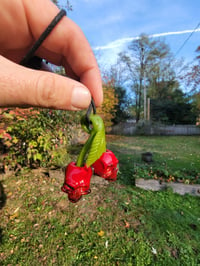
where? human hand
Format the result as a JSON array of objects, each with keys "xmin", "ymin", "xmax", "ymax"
[{"xmin": 0, "ymin": 0, "xmax": 103, "ymax": 110}]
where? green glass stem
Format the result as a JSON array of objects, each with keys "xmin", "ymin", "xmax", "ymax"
[
  {"xmin": 76, "ymin": 114, "xmax": 106, "ymax": 167},
  {"xmin": 76, "ymin": 133, "xmax": 95, "ymax": 167}
]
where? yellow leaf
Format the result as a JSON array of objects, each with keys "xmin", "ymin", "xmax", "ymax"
[
  {"xmin": 7, "ymin": 192, "xmax": 13, "ymax": 197},
  {"xmin": 10, "ymin": 212, "xmax": 19, "ymax": 220},
  {"xmin": 12, "ymin": 137, "xmax": 18, "ymax": 144},
  {"xmin": 98, "ymin": 230, "xmax": 105, "ymax": 237}
]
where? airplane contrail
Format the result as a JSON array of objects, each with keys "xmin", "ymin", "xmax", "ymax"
[{"xmin": 94, "ymin": 28, "xmax": 200, "ymax": 51}]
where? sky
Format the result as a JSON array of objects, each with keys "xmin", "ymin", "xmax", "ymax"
[{"xmin": 60, "ymin": 0, "xmax": 200, "ymax": 70}]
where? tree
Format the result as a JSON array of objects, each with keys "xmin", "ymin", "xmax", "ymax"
[
  {"xmin": 97, "ymin": 79, "xmax": 118, "ymax": 129},
  {"xmin": 119, "ymin": 34, "xmax": 172, "ymax": 122},
  {"xmin": 112, "ymin": 86, "xmax": 131, "ymax": 124},
  {"xmin": 150, "ymin": 89, "xmax": 197, "ymax": 124},
  {"xmin": 51, "ymin": 0, "xmax": 73, "ymax": 11},
  {"xmin": 184, "ymin": 46, "xmax": 200, "ymax": 118},
  {"xmin": 102, "ymin": 65, "xmax": 131, "ymax": 124},
  {"xmin": 185, "ymin": 46, "xmax": 200, "ymax": 91},
  {"xmin": 182, "ymin": 45, "xmax": 200, "ymax": 125}
]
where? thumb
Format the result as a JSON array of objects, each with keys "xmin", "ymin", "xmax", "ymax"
[{"xmin": 0, "ymin": 56, "xmax": 91, "ymax": 110}]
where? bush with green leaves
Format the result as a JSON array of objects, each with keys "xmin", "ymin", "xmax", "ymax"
[{"xmin": 0, "ymin": 108, "xmax": 82, "ymax": 170}]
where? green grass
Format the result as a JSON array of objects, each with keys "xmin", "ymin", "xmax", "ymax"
[
  {"xmin": 0, "ymin": 136, "xmax": 200, "ymax": 265},
  {"xmin": 107, "ymin": 135, "xmax": 200, "ymax": 184}
]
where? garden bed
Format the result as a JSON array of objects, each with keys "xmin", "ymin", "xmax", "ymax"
[{"xmin": 135, "ymin": 178, "xmax": 200, "ymax": 196}]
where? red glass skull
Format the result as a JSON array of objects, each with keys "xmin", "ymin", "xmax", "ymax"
[
  {"xmin": 92, "ymin": 149, "xmax": 118, "ymax": 181},
  {"xmin": 61, "ymin": 162, "xmax": 92, "ymax": 203}
]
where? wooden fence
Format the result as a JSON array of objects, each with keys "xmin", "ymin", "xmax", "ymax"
[{"xmin": 111, "ymin": 122, "xmax": 200, "ymax": 136}]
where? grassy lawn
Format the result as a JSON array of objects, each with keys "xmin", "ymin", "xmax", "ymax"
[
  {"xmin": 108, "ymin": 135, "xmax": 200, "ymax": 184},
  {"xmin": 0, "ymin": 136, "xmax": 200, "ymax": 265}
]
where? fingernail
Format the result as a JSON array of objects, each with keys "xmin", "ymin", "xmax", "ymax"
[{"xmin": 71, "ymin": 86, "xmax": 91, "ymax": 109}]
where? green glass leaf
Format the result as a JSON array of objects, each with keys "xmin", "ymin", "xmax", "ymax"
[
  {"xmin": 86, "ymin": 129, "xmax": 106, "ymax": 167},
  {"xmin": 76, "ymin": 114, "xmax": 106, "ymax": 167}
]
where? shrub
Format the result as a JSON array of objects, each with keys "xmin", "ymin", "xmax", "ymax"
[{"xmin": 0, "ymin": 108, "xmax": 82, "ymax": 170}]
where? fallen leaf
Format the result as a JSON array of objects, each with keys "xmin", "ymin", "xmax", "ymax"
[
  {"xmin": 151, "ymin": 247, "xmax": 157, "ymax": 255},
  {"xmin": 124, "ymin": 220, "xmax": 130, "ymax": 228},
  {"xmin": 9, "ymin": 212, "xmax": 18, "ymax": 220},
  {"xmin": 98, "ymin": 230, "xmax": 105, "ymax": 237},
  {"xmin": 14, "ymin": 207, "xmax": 20, "ymax": 213},
  {"xmin": 7, "ymin": 192, "xmax": 13, "ymax": 197}
]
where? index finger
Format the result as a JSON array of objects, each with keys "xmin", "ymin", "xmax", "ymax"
[{"xmin": 23, "ymin": 0, "xmax": 103, "ymax": 106}]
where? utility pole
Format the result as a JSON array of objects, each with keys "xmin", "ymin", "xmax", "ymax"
[
  {"xmin": 142, "ymin": 45, "xmax": 147, "ymax": 121},
  {"xmin": 144, "ymin": 71, "xmax": 147, "ymax": 120},
  {"xmin": 147, "ymin": 98, "xmax": 150, "ymax": 121}
]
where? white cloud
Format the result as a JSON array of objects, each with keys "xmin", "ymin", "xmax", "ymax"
[
  {"xmin": 94, "ymin": 28, "xmax": 200, "ymax": 51},
  {"xmin": 94, "ymin": 37, "xmax": 138, "ymax": 51}
]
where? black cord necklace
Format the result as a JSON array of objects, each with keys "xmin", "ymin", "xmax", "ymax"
[{"xmin": 20, "ymin": 9, "xmax": 66, "ymax": 67}]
